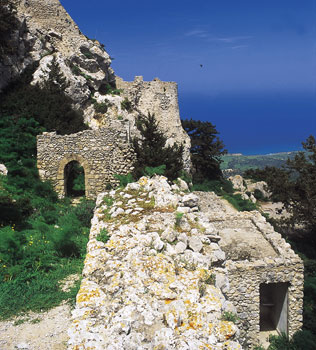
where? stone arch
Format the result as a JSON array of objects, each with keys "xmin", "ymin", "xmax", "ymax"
[{"xmin": 56, "ymin": 154, "xmax": 91, "ymax": 198}]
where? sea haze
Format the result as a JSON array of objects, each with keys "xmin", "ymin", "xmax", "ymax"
[{"xmin": 179, "ymin": 91, "xmax": 316, "ymax": 155}]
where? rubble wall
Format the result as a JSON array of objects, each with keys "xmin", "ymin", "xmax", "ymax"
[{"xmin": 37, "ymin": 129, "xmax": 135, "ymax": 199}]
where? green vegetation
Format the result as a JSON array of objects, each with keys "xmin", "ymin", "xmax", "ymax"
[
  {"xmin": 99, "ymin": 83, "xmax": 122, "ymax": 96},
  {"xmin": 121, "ymin": 98, "xmax": 132, "ymax": 112},
  {"xmin": 0, "ymin": 57, "xmax": 87, "ymax": 135},
  {"xmin": 114, "ymin": 173, "xmax": 134, "ymax": 187},
  {"xmin": 220, "ymin": 152, "xmax": 298, "ymax": 174},
  {"xmin": 133, "ymin": 112, "xmax": 184, "ymax": 181},
  {"xmin": 221, "ymin": 311, "xmax": 239, "ymax": 323},
  {"xmin": 70, "ymin": 64, "xmax": 81, "ymax": 76},
  {"xmin": 82, "ymin": 50, "xmax": 93, "ymax": 59},
  {"xmin": 96, "ymin": 228, "xmax": 110, "ymax": 244},
  {"xmin": 0, "ymin": 55, "xmax": 95, "ymax": 320},
  {"xmin": 0, "ymin": 112, "xmax": 94, "ymax": 319},
  {"xmin": 143, "ymin": 165, "xmax": 166, "ymax": 177},
  {"xmin": 174, "ymin": 212, "xmax": 184, "ymax": 227},
  {"xmin": 181, "ymin": 118, "xmax": 227, "ymax": 182},
  {"xmin": 93, "ymin": 100, "xmax": 110, "ymax": 114},
  {"xmin": 267, "ymin": 330, "xmax": 315, "ymax": 350},
  {"xmin": 0, "ymin": 0, "xmax": 19, "ymax": 57},
  {"xmin": 223, "ymin": 193, "xmax": 257, "ymax": 211}
]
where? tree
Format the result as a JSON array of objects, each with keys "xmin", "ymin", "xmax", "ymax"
[
  {"xmin": 284, "ymin": 135, "xmax": 316, "ymax": 232},
  {"xmin": 0, "ymin": 56, "xmax": 87, "ymax": 135},
  {"xmin": 181, "ymin": 118, "xmax": 227, "ymax": 182},
  {"xmin": 245, "ymin": 135, "xmax": 316, "ymax": 233},
  {"xmin": 132, "ymin": 112, "xmax": 184, "ymax": 180},
  {"xmin": 0, "ymin": 0, "xmax": 19, "ymax": 57}
]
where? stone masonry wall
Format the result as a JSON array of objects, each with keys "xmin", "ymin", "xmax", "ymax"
[
  {"xmin": 37, "ymin": 128, "xmax": 135, "ymax": 199},
  {"xmin": 220, "ymin": 216, "xmax": 303, "ymax": 348},
  {"xmin": 226, "ymin": 258, "xmax": 303, "ymax": 348},
  {"xmin": 195, "ymin": 193, "xmax": 304, "ymax": 349}
]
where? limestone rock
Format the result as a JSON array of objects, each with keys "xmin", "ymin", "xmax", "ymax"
[
  {"xmin": 229, "ymin": 175, "xmax": 246, "ymax": 192},
  {"xmin": 174, "ymin": 241, "xmax": 187, "ymax": 254},
  {"xmin": 0, "ymin": 164, "xmax": 8, "ymax": 176},
  {"xmin": 181, "ymin": 193, "xmax": 199, "ymax": 208},
  {"xmin": 176, "ymin": 178, "xmax": 189, "ymax": 191},
  {"xmin": 68, "ymin": 176, "xmax": 242, "ymax": 350},
  {"xmin": 188, "ymin": 236, "xmax": 203, "ymax": 253}
]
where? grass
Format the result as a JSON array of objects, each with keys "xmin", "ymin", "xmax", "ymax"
[
  {"xmin": 96, "ymin": 228, "xmax": 110, "ymax": 243},
  {"xmin": 221, "ymin": 311, "xmax": 239, "ymax": 323},
  {"xmin": 0, "ymin": 258, "xmax": 84, "ymax": 319},
  {"xmin": 223, "ymin": 193, "xmax": 257, "ymax": 211},
  {"xmin": 191, "ymin": 178, "xmax": 257, "ymax": 212},
  {"xmin": 174, "ymin": 212, "xmax": 184, "ymax": 227}
]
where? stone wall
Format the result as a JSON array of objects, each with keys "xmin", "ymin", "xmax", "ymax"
[
  {"xmin": 37, "ymin": 128, "xmax": 135, "ymax": 199},
  {"xmin": 225, "ymin": 256, "xmax": 303, "ymax": 347},
  {"xmin": 194, "ymin": 192, "xmax": 304, "ymax": 348},
  {"xmin": 116, "ymin": 76, "xmax": 191, "ymax": 171},
  {"xmin": 67, "ymin": 176, "xmax": 242, "ymax": 350}
]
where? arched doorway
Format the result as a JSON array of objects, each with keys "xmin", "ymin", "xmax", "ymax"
[{"xmin": 64, "ymin": 160, "xmax": 85, "ymax": 197}]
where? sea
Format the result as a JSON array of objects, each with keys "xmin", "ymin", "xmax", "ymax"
[{"xmin": 179, "ymin": 91, "xmax": 316, "ymax": 155}]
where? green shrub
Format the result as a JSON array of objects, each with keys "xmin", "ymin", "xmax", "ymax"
[
  {"xmin": 121, "ymin": 98, "xmax": 132, "ymax": 112},
  {"xmin": 179, "ymin": 171, "xmax": 192, "ymax": 186},
  {"xmin": 254, "ymin": 189, "xmax": 265, "ymax": 201},
  {"xmin": 93, "ymin": 101, "xmax": 109, "ymax": 114},
  {"xmin": 0, "ymin": 0, "xmax": 19, "ymax": 58},
  {"xmin": 268, "ymin": 330, "xmax": 316, "ymax": 350},
  {"xmin": 191, "ymin": 179, "xmax": 233, "ymax": 195},
  {"xmin": 175, "ymin": 212, "xmax": 184, "ymax": 227},
  {"xmin": 70, "ymin": 64, "xmax": 81, "ymax": 76},
  {"xmin": 132, "ymin": 112, "xmax": 184, "ymax": 181},
  {"xmin": 221, "ymin": 311, "xmax": 239, "ymax": 323},
  {"xmin": 80, "ymin": 72, "xmax": 93, "ymax": 81},
  {"xmin": 205, "ymin": 273, "xmax": 216, "ymax": 285},
  {"xmin": 99, "ymin": 83, "xmax": 121, "ymax": 96},
  {"xmin": 72, "ymin": 198, "xmax": 95, "ymax": 228},
  {"xmin": 96, "ymin": 228, "xmax": 110, "ymax": 244},
  {"xmin": 254, "ymin": 346, "xmax": 265, "ymax": 350},
  {"xmin": 114, "ymin": 173, "xmax": 134, "ymax": 187},
  {"xmin": 82, "ymin": 50, "xmax": 93, "ymax": 59},
  {"xmin": 223, "ymin": 193, "xmax": 257, "ymax": 212},
  {"xmin": 143, "ymin": 165, "xmax": 166, "ymax": 177}
]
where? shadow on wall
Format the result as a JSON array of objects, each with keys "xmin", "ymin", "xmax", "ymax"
[{"xmin": 64, "ymin": 160, "xmax": 85, "ymax": 197}]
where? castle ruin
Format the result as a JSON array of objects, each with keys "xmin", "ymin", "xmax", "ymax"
[{"xmin": 37, "ymin": 128, "xmax": 135, "ymax": 199}]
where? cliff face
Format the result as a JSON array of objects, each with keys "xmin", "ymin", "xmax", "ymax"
[
  {"xmin": 1, "ymin": 0, "xmax": 114, "ymax": 107},
  {"xmin": 1, "ymin": 0, "xmax": 190, "ymax": 169}
]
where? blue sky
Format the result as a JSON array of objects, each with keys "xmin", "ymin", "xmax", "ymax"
[{"xmin": 60, "ymin": 0, "xmax": 316, "ymax": 154}]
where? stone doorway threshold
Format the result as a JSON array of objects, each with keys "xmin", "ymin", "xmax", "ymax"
[{"xmin": 258, "ymin": 330, "xmax": 279, "ymax": 349}]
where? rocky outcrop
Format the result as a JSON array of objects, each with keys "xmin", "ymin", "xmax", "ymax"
[
  {"xmin": 1, "ymin": 0, "xmax": 114, "ymax": 110},
  {"xmin": 228, "ymin": 175, "xmax": 270, "ymax": 203},
  {"xmin": 2, "ymin": 1, "xmax": 191, "ymax": 169},
  {"xmin": 68, "ymin": 176, "xmax": 242, "ymax": 350},
  {"xmin": 0, "ymin": 164, "xmax": 8, "ymax": 176}
]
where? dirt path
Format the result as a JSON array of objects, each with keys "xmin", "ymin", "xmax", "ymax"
[{"xmin": 0, "ymin": 303, "xmax": 72, "ymax": 350}]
